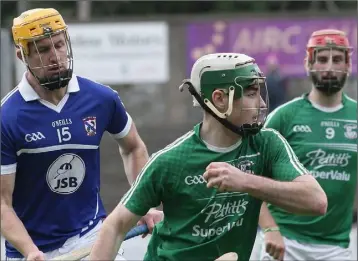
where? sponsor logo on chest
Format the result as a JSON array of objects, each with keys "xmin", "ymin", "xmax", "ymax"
[
  {"xmin": 307, "ymin": 149, "xmax": 351, "ymax": 169},
  {"xmin": 192, "ymin": 197, "xmax": 249, "ymax": 239},
  {"xmin": 306, "ymin": 149, "xmax": 352, "ymax": 181}
]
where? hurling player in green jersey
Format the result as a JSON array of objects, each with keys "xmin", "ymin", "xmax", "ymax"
[
  {"xmin": 89, "ymin": 53, "xmax": 327, "ymax": 261},
  {"xmin": 258, "ymin": 29, "xmax": 357, "ymax": 261}
]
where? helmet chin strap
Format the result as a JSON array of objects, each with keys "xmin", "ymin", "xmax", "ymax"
[
  {"xmin": 179, "ymin": 80, "xmax": 262, "ymax": 137},
  {"xmin": 40, "ymin": 69, "xmax": 73, "ymax": 91},
  {"xmin": 28, "ymin": 67, "xmax": 72, "ymax": 91},
  {"xmin": 204, "ymin": 86, "xmax": 235, "ymax": 119}
]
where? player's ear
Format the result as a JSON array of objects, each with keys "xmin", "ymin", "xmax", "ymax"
[
  {"xmin": 16, "ymin": 48, "xmax": 23, "ymax": 61},
  {"xmin": 304, "ymin": 56, "xmax": 310, "ymax": 76},
  {"xmin": 212, "ymin": 89, "xmax": 227, "ymax": 111}
]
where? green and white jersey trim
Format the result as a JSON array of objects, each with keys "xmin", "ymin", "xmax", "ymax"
[
  {"xmin": 120, "ymin": 130, "xmax": 195, "ymax": 206},
  {"xmin": 344, "ymin": 94, "xmax": 357, "ymax": 103},
  {"xmin": 261, "ymin": 128, "xmax": 307, "ymax": 175},
  {"xmin": 310, "ymin": 102, "xmax": 343, "ymax": 113},
  {"xmin": 265, "ymin": 97, "xmax": 303, "ymax": 127},
  {"xmin": 303, "ymin": 142, "xmax": 357, "ymax": 153},
  {"xmin": 326, "ymin": 119, "xmax": 357, "ymax": 123}
]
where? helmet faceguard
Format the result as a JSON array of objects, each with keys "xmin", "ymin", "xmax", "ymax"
[
  {"xmin": 12, "ymin": 8, "xmax": 74, "ymax": 91},
  {"xmin": 305, "ymin": 29, "xmax": 352, "ymax": 95},
  {"xmin": 180, "ymin": 53, "xmax": 269, "ymax": 137}
]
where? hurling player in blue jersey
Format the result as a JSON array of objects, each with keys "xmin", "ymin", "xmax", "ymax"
[{"xmin": 1, "ymin": 8, "xmax": 163, "ymax": 261}]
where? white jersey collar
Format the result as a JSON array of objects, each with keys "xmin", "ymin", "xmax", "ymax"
[
  {"xmin": 310, "ymin": 101, "xmax": 343, "ymax": 113},
  {"xmin": 18, "ymin": 72, "xmax": 80, "ymax": 102},
  {"xmin": 202, "ymin": 138, "xmax": 242, "ymax": 153}
]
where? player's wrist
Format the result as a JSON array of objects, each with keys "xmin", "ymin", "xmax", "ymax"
[
  {"xmin": 23, "ymin": 244, "xmax": 40, "ymax": 257},
  {"xmin": 262, "ymin": 226, "xmax": 280, "ymax": 233},
  {"xmin": 240, "ymin": 172, "xmax": 259, "ymax": 193}
]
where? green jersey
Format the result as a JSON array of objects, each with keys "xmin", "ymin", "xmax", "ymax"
[
  {"xmin": 120, "ymin": 123, "xmax": 307, "ymax": 261},
  {"xmin": 265, "ymin": 93, "xmax": 357, "ymax": 248}
]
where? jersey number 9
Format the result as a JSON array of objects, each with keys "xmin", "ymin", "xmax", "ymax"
[{"xmin": 325, "ymin": 127, "xmax": 335, "ymax": 139}]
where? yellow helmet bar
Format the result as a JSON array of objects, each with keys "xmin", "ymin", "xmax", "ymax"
[{"xmin": 12, "ymin": 8, "xmax": 67, "ymax": 55}]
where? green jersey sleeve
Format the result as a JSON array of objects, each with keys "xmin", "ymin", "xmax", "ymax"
[
  {"xmin": 264, "ymin": 97, "xmax": 302, "ymax": 136},
  {"xmin": 120, "ymin": 153, "xmax": 167, "ymax": 216},
  {"xmin": 262, "ymin": 128, "xmax": 308, "ymax": 181},
  {"xmin": 264, "ymin": 108, "xmax": 284, "ymax": 133}
]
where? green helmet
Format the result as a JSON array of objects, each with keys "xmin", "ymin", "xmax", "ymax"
[{"xmin": 180, "ymin": 53, "xmax": 269, "ymax": 136}]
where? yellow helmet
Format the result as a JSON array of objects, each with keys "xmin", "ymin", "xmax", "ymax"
[
  {"xmin": 12, "ymin": 8, "xmax": 67, "ymax": 55},
  {"xmin": 12, "ymin": 8, "xmax": 73, "ymax": 91}
]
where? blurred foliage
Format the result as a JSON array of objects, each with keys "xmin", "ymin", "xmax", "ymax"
[{"xmin": 1, "ymin": 1, "xmax": 357, "ymax": 27}]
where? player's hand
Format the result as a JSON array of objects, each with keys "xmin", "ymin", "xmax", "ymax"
[
  {"xmin": 26, "ymin": 250, "xmax": 46, "ymax": 261},
  {"xmin": 264, "ymin": 230, "xmax": 285, "ymax": 261},
  {"xmin": 137, "ymin": 208, "xmax": 163, "ymax": 238},
  {"xmin": 203, "ymin": 162, "xmax": 247, "ymax": 192}
]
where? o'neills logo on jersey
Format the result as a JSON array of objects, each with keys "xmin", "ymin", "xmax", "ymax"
[
  {"xmin": 192, "ymin": 198, "xmax": 248, "ymax": 238},
  {"xmin": 306, "ymin": 149, "xmax": 351, "ymax": 169}
]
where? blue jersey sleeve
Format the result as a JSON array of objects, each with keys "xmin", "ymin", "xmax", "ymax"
[
  {"xmin": 106, "ymin": 90, "xmax": 132, "ymax": 139},
  {"xmin": 1, "ymin": 115, "xmax": 17, "ymax": 174}
]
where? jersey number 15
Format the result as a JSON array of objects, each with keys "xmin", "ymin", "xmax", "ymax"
[{"xmin": 56, "ymin": 127, "xmax": 72, "ymax": 143}]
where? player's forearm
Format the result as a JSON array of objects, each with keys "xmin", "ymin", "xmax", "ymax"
[
  {"xmin": 0, "ymin": 205, "xmax": 39, "ymax": 257},
  {"xmin": 244, "ymin": 174, "xmax": 327, "ymax": 215},
  {"xmin": 258, "ymin": 202, "xmax": 278, "ymax": 229},
  {"xmin": 90, "ymin": 204, "xmax": 141, "ymax": 260},
  {"xmin": 120, "ymin": 142, "xmax": 148, "ymax": 184},
  {"xmin": 89, "ymin": 220, "xmax": 125, "ymax": 260}
]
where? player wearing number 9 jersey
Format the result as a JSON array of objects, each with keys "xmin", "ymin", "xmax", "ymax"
[
  {"xmin": 0, "ymin": 8, "xmax": 151, "ymax": 261},
  {"xmin": 258, "ymin": 29, "xmax": 357, "ymax": 260}
]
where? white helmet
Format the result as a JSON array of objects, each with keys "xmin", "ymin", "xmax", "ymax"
[
  {"xmin": 180, "ymin": 53, "xmax": 268, "ymax": 136},
  {"xmin": 190, "ymin": 53, "xmax": 256, "ymax": 106}
]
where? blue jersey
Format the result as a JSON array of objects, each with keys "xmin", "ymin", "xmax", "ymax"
[{"xmin": 1, "ymin": 73, "xmax": 132, "ymax": 258}]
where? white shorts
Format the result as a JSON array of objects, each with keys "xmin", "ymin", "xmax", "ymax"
[
  {"xmin": 6, "ymin": 220, "xmax": 125, "ymax": 261},
  {"xmin": 253, "ymin": 230, "xmax": 352, "ymax": 261}
]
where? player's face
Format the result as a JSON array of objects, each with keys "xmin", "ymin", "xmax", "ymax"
[
  {"xmin": 311, "ymin": 49, "xmax": 347, "ymax": 83},
  {"xmin": 229, "ymin": 83, "xmax": 267, "ymax": 127},
  {"xmin": 27, "ymin": 32, "xmax": 69, "ymax": 80}
]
